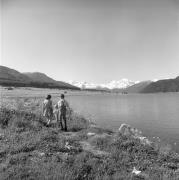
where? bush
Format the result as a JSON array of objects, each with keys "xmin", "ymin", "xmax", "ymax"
[
  {"xmin": 67, "ymin": 111, "xmax": 90, "ymax": 131},
  {"xmin": 0, "ymin": 108, "xmax": 16, "ymax": 128}
]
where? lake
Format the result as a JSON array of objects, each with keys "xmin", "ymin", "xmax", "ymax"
[{"xmin": 68, "ymin": 93, "xmax": 179, "ymax": 152}]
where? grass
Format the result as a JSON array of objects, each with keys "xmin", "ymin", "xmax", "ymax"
[
  {"xmin": 0, "ymin": 89, "xmax": 179, "ymax": 179},
  {"xmin": 0, "ymin": 107, "xmax": 179, "ymax": 180}
]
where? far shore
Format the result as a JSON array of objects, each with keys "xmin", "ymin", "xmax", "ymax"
[{"xmin": 1, "ymin": 86, "xmax": 179, "ymax": 99}]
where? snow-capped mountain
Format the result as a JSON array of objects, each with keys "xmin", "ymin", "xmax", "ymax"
[
  {"xmin": 68, "ymin": 81, "xmax": 97, "ymax": 89},
  {"xmin": 101, "ymin": 79, "xmax": 136, "ymax": 89},
  {"xmin": 68, "ymin": 79, "xmax": 137, "ymax": 89}
]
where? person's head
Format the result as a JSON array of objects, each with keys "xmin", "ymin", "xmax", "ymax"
[
  {"xmin": 46, "ymin": 94, "xmax": 51, "ymax": 100},
  {"xmin": 61, "ymin": 94, "xmax": 65, "ymax": 99}
]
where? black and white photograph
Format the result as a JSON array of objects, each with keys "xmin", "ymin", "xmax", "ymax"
[{"xmin": 0, "ymin": 0, "xmax": 179, "ymax": 179}]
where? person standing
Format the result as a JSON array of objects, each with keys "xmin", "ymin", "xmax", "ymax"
[
  {"xmin": 42, "ymin": 95, "xmax": 53, "ymax": 125},
  {"xmin": 57, "ymin": 94, "xmax": 69, "ymax": 131}
]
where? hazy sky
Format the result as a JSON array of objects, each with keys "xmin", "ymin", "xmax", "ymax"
[{"xmin": 1, "ymin": 0, "xmax": 179, "ymax": 83}]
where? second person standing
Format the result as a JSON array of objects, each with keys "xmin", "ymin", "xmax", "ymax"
[{"xmin": 56, "ymin": 94, "xmax": 69, "ymax": 131}]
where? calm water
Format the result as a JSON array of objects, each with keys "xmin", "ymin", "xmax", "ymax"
[{"xmin": 67, "ymin": 93, "xmax": 179, "ymax": 152}]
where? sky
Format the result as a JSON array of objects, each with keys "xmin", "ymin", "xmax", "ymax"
[{"xmin": 1, "ymin": 0, "xmax": 179, "ymax": 83}]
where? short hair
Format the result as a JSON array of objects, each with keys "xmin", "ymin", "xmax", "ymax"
[
  {"xmin": 46, "ymin": 94, "xmax": 51, "ymax": 100},
  {"xmin": 61, "ymin": 94, "xmax": 65, "ymax": 99}
]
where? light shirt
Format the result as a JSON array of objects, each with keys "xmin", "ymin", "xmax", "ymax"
[{"xmin": 57, "ymin": 99, "xmax": 69, "ymax": 111}]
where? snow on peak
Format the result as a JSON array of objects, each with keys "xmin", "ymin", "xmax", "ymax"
[
  {"xmin": 152, "ymin": 79, "xmax": 158, "ymax": 82},
  {"xmin": 68, "ymin": 79, "xmax": 136, "ymax": 89},
  {"xmin": 104, "ymin": 79, "xmax": 135, "ymax": 89}
]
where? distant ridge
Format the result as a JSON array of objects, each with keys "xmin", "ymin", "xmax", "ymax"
[
  {"xmin": 0, "ymin": 66, "xmax": 31, "ymax": 86},
  {"xmin": 24, "ymin": 72, "xmax": 80, "ymax": 89},
  {"xmin": 142, "ymin": 77, "xmax": 179, "ymax": 93},
  {"xmin": 0, "ymin": 66, "xmax": 80, "ymax": 90},
  {"xmin": 1, "ymin": 65, "xmax": 178, "ymax": 93},
  {"xmin": 125, "ymin": 81, "xmax": 152, "ymax": 93},
  {"xmin": 23, "ymin": 72, "xmax": 56, "ymax": 83}
]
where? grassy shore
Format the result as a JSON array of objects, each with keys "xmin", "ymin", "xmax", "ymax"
[
  {"xmin": 0, "ymin": 87, "xmax": 179, "ymax": 179},
  {"xmin": 0, "ymin": 106, "xmax": 179, "ymax": 180}
]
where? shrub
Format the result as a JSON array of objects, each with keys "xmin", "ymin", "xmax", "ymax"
[
  {"xmin": 0, "ymin": 108, "xmax": 16, "ymax": 128},
  {"xmin": 67, "ymin": 111, "xmax": 90, "ymax": 132}
]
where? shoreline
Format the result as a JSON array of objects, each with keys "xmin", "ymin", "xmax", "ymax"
[
  {"xmin": 2, "ymin": 86, "xmax": 179, "ymax": 154},
  {"xmin": 0, "ymin": 107, "xmax": 179, "ymax": 179}
]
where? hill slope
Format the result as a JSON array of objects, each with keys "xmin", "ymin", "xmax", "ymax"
[
  {"xmin": 23, "ymin": 72, "xmax": 56, "ymax": 83},
  {"xmin": 0, "ymin": 66, "xmax": 31, "ymax": 86},
  {"xmin": 56, "ymin": 81, "xmax": 81, "ymax": 89},
  {"xmin": 142, "ymin": 77, "xmax": 179, "ymax": 93},
  {"xmin": 0, "ymin": 66, "xmax": 80, "ymax": 90},
  {"xmin": 24, "ymin": 72, "xmax": 80, "ymax": 89},
  {"xmin": 125, "ymin": 81, "xmax": 152, "ymax": 93}
]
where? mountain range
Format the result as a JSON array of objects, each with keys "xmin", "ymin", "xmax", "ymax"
[
  {"xmin": 68, "ymin": 77, "xmax": 179, "ymax": 93},
  {"xmin": 68, "ymin": 79, "xmax": 136, "ymax": 89},
  {"xmin": 0, "ymin": 65, "xmax": 179, "ymax": 93}
]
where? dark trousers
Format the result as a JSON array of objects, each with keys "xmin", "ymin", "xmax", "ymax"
[{"xmin": 59, "ymin": 112, "xmax": 67, "ymax": 131}]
